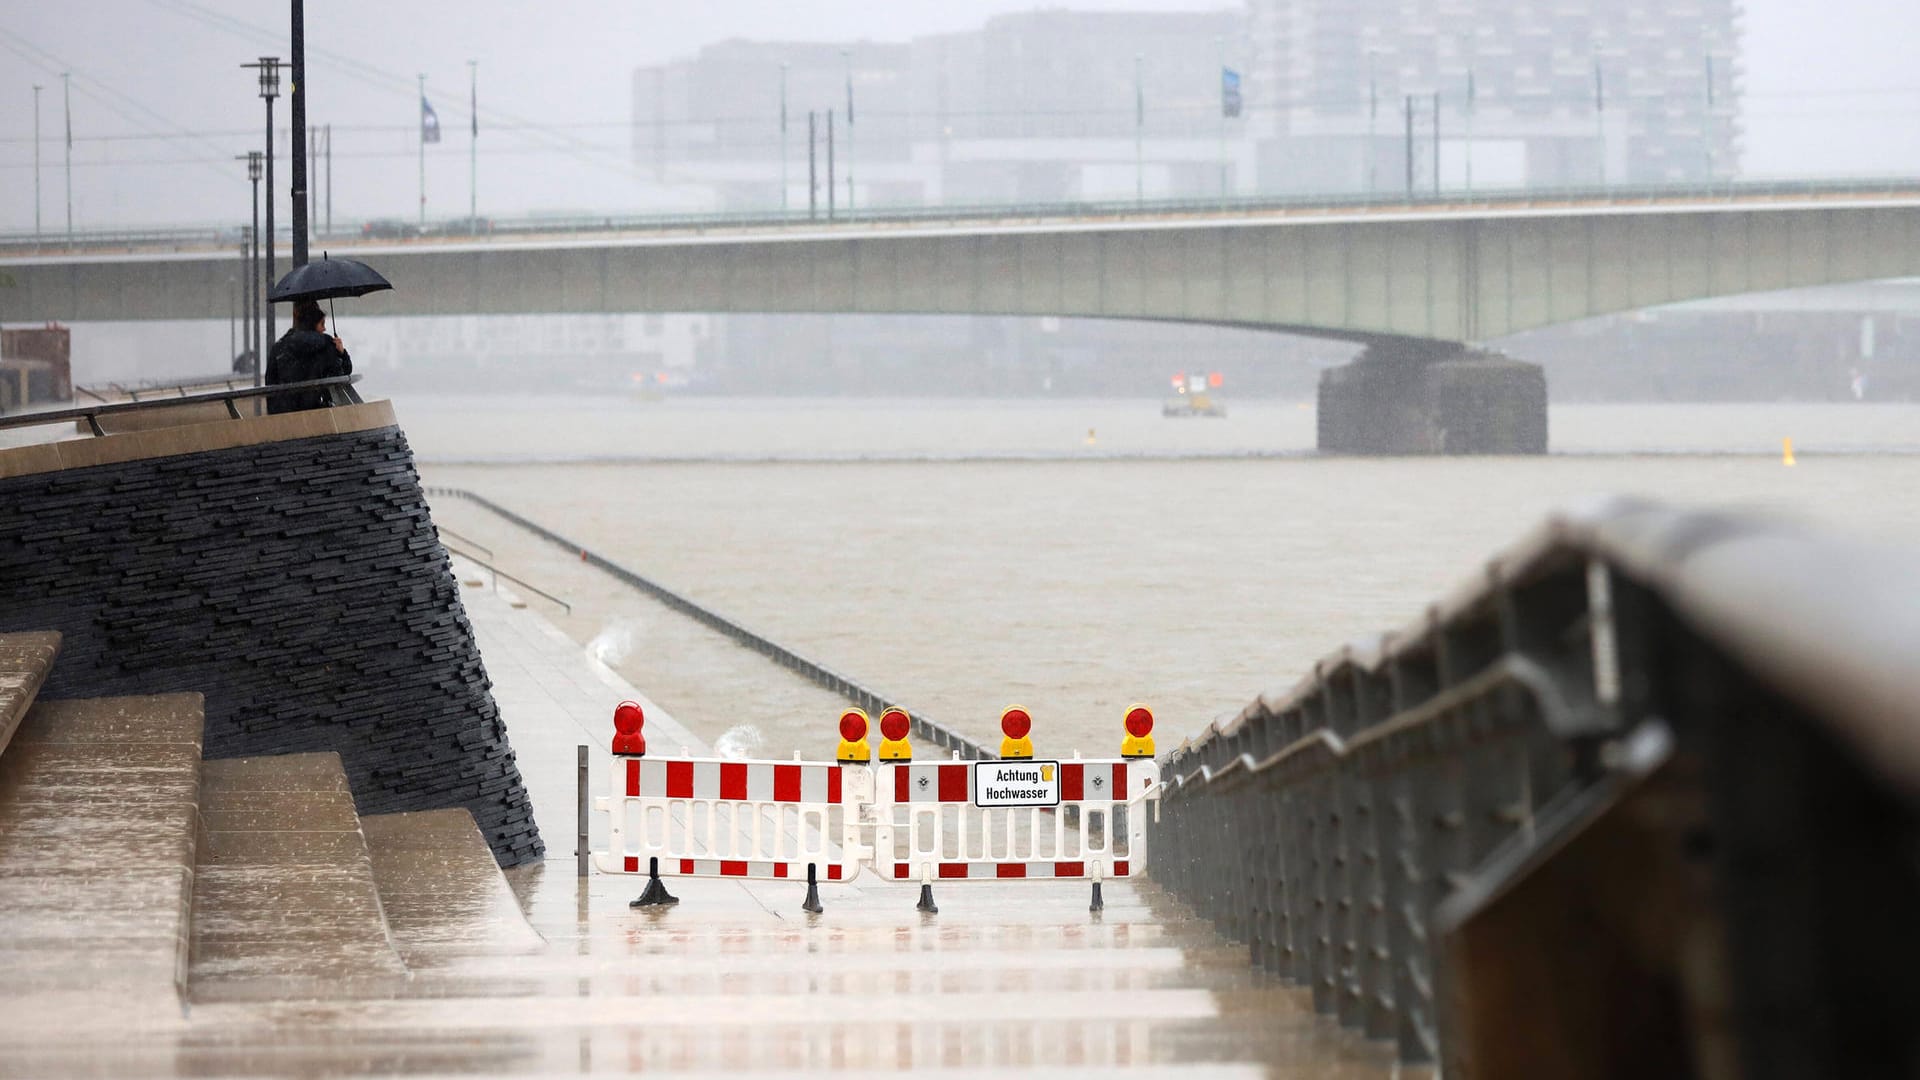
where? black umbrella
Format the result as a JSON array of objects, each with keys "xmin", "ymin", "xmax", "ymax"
[{"xmin": 268, "ymin": 252, "xmax": 393, "ymax": 329}]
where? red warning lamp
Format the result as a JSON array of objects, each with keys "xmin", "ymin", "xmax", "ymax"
[
  {"xmin": 839, "ymin": 710, "xmax": 868, "ymax": 742},
  {"xmin": 1001, "ymin": 707, "xmax": 1031, "ymax": 740},
  {"xmin": 1170, "ymin": 372, "xmax": 1186, "ymax": 390},
  {"xmin": 612, "ymin": 700, "xmax": 646, "ymax": 756},
  {"xmin": 1121, "ymin": 703, "xmax": 1156, "ymax": 759},
  {"xmin": 1207, "ymin": 372, "xmax": 1223, "ymax": 389},
  {"xmin": 879, "ymin": 708, "xmax": 911, "ymax": 742}
]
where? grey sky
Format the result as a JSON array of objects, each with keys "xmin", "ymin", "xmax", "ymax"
[{"xmin": 3, "ymin": 0, "xmax": 1919, "ymax": 230}]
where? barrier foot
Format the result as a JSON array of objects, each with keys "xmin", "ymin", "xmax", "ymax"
[
  {"xmin": 916, "ymin": 884, "xmax": 939, "ymax": 914},
  {"xmin": 629, "ymin": 857, "xmax": 680, "ymax": 908},
  {"xmin": 1090, "ymin": 881, "xmax": 1105, "ymax": 913},
  {"xmin": 801, "ymin": 863, "xmax": 824, "ymax": 914}
]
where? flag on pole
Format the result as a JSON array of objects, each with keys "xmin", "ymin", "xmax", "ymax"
[
  {"xmin": 421, "ymin": 95, "xmax": 442, "ymax": 144},
  {"xmin": 845, "ymin": 70, "xmax": 855, "ymax": 125},
  {"xmin": 470, "ymin": 79, "xmax": 478, "ymax": 138},
  {"xmin": 1221, "ymin": 67, "xmax": 1242, "ymax": 118}
]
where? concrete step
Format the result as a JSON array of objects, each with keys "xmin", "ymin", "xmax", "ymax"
[
  {"xmin": 360, "ymin": 808, "xmax": 545, "ymax": 967},
  {"xmin": 0, "ymin": 692, "xmax": 205, "ymax": 1033},
  {"xmin": 0, "ymin": 631, "xmax": 60, "ymax": 760},
  {"xmin": 188, "ymin": 752, "xmax": 410, "ymax": 1003}
]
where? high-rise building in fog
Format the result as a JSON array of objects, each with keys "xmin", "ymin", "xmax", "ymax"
[
  {"xmin": 630, "ymin": 10, "xmax": 1249, "ymax": 210},
  {"xmin": 1246, "ymin": 0, "xmax": 1743, "ymax": 191}
]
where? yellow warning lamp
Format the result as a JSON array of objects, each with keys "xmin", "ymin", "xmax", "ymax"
[
  {"xmin": 836, "ymin": 708, "xmax": 872, "ymax": 765},
  {"xmin": 1121, "ymin": 704, "xmax": 1155, "ymax": 759},
  {"xmin": 999, "ymin": 706, "xmax": 1035, "ymax": 759},
  {"xmin": 877, "ymin": 707, "xmax": 913, "ymax": 761}
]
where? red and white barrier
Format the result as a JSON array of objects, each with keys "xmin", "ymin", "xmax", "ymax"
[
  {"xmin": 870, "ymin": 757, "xmax": 1159, "ymax": 885},
  {"xmin": 593, "ymin": 752, "xmax": 872, "ymax": 884}
]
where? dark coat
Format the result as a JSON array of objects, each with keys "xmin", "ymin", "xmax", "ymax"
[{"xmin": 265, "ymin": 329, "xmax": 352, "ymax": 414}]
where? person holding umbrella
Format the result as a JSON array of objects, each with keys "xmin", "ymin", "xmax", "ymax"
[
  {"xmin": 266, "ymin": 253, "xmax": 393, "ymax": 414},
  {"xmin": 266, "ymin": 299, "xmax": 351, "ymax": 414}
]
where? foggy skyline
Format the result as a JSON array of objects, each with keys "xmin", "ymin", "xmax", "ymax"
[{"xmin": 2, "ymin": 0, "xmax": 1919, "ymax": 230}]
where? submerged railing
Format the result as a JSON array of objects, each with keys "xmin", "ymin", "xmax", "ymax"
[{"xmin": 1148, "ymin": 497, "xmax": 1920, "ymax": 1078}]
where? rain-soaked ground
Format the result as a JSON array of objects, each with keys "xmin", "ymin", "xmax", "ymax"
[{"xmin": 0, "ymin": 564, "xmax": 1413, "ymax": 1077}]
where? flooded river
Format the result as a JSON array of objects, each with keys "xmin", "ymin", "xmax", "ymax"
[{"xmin": 410, "ymin": 395, "xmax": 1920, "ymax": 759}]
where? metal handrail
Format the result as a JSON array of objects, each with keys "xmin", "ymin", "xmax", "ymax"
[
  {"xmin": 5, "ymin": 177, "xmax": 1919, "ymax": 255},
  {"xmin": 442, "ymin": 542, "xmax": 572, "ymax": 614},
  {"xmin": 73, "ymin": 372, "xmax": 255, "ymax": 402},
  {"xmin": 426, "ymin": 485, "xmax": 995, "ymax": 761},
  {"xmin": 0, "ymin": 375, "xmax": 362, "ymax": 435}
]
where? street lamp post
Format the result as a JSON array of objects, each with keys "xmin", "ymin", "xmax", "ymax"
[
  {"xmin": 842, "ymin": 48, "xmax": 854, "ymax": 214},
  {"xmin": 290, "ymin": 0, "xmax": 308, "ymax": 267},
  {"xmin": 418, "ymin": 74, "xmax": 427, "ymax": 228},
  {"xmin": 242, "ymin": 57, "xmax": 281, "ymax": 382},
  {"xmin": 807, "ymin": 110, "xmax": 817, "ymax": 221},
  {"xmin": 1134, "ymin": 54, "xmax": 1145, "ymax": 204},
  {"xmin": 469, "ymin": 60, "xmax": 479, "ymax": 232},
  {"xmin": 779, "ymin": 63, "xmax": 789, "ymax": 214},
  {"xmin": 237, "ymin": 151, "xmax": 262, "ymax": 379},
  {"xmin": 31, "ymin": 85, "xmax": 41, "ymax": 246},
  {"xmin": 62, "ymin": 73, "xmax": 72, "ymax": 250},
  {"xmin": 1367, "ymin": 51, "xmax": 1378, "ymax": 195}
]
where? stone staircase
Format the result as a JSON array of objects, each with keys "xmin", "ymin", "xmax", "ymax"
[
  {"xmin": 0, "ymin": 631, "xmax": 545, "ymax": 1068},
  {"xmin": 0, "ymin": 628, "xmax": 1403, "ymax": 1076}
]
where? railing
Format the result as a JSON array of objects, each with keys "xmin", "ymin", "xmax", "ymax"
[
  {"xmin": 425, "ymin": 486, "xmax": 994, "ymax": 761},
  {"xmin": 0, "ymin": 375, "xmax": 361, "ymax": 435},
  {"xmin": 72, "ymin": 372, "xmax": 256, "ymax": 404},
  {"xmin": 4, "ymin": 177, "xmax": 1918, "ymax": 256},
  {"xmin": 1148, "ymin": 497, "xmax": 1920, "ymax": 1077},
  {"xmin": 440, "ymin": 541, "xmax": 573, "ymax": 615}
]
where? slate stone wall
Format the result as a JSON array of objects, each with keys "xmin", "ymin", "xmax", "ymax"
[{"xmin": 0, "ymin": 424, "xmax": 543, "ymax": 866}]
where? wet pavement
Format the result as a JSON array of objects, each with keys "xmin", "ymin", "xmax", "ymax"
[{"xmin": 0, "ymin": 562, "xmax": 1410, "ymax": 1076}]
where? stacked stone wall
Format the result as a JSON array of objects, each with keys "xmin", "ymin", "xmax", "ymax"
[{"xmin": 0, "ymin": 422, "xmax": 542, "ymax": 866}]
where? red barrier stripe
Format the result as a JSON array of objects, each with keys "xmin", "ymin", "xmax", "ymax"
[
  {"xmin": 938, "ymin": 764, "xmax": 968, "ymax": 803},
  {"xmin": 720, "ymin": 762, "xmax": 747, "ymax": 801},
  {"xmin": 894, "ymin": 862, "xmax": 909, "ymax": 880},
  {"xmin": 624, "ymin": 856, "xmax": 638, "ymax": 873},
  {"xmin": 666, "ymin": 760, "xmax": 694, "ymax": 799},
  {"xmin": 1061, "ymin": 762, "xmax": 1084, "ymax": 802},
  {"xmin": 828, "ymin": 864, "xmax": 843, "ymax": 881},
  {"xmin": 996, "ymin": 864, "xmax": 1026, "ymax": 878},
  {"xmin": 774, "ymin": 764, "xmax": 801, "ymax": 803},
  {"xmin": 1055, "ymin": 861, "xmax": 1084, "ymax": 877},
  {"xmin": 895, "ymin": 765, "xmax": 910, "ymax": 804},
  {"xmin": 1114, "ymin": 860, "xmax": 1129, "ymax": 877},
  {"xmin": 774, "ymin": 863, "xmax": 788, "ymax": 879},
  {"xmin": 679, "ymin": 859, "xmax": 694, "ymax": 875},
  {"xmin": 720, "ymin": 860, "xmax": 749, "ymax": 877},
  {"xmin": 828, "ymin": 767, "xmax": 842, "ymax": 804},
  {"xmin": 625, "ymin": 758, "xmax": 640, "ymax": 797},
  {"xmin": 1113, "ymin": 762, "xmax": 1128, "ymax": 797},
  {"xmin": 938, "ymin": 863, "xmax": 970, "ymax": 879}
]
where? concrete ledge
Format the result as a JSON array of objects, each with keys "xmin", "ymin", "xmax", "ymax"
[
  {"xmin": 0, "ymin": 400, "xmax": 399, "ymax": 480},
  {"xmin": 0, "ymin": 631, "xmax": 60, "ymax": 762}
]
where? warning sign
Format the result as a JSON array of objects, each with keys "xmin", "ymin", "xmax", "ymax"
[{"xmin": 973, "ymin": 760, "xmax": 1061, "ymax": 808}]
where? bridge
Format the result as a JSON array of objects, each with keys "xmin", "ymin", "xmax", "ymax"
[{"xmin": 6, "ymin": 180, "xmax": 1920, "ymax": 452}]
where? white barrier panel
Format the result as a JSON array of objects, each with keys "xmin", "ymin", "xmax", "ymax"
[
  {"xmin": 593, "ymin": 755, "xmax": 872, "ymax": 882},
  {"xmin": 870, "ymin": 758, "xmax": 1159, "ymax": 884}
]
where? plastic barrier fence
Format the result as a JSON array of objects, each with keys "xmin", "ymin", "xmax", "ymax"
[
  {"xmin": 592, "ymin": 701, "xmax": 1161, "ymax": 912},
  {"xmin": 593, "ymin": 753, "xmax": 872, "ymax": 885},
  {"xmin": 871, "ymin": 758, "xmax": 1158, "ymax": 884}
]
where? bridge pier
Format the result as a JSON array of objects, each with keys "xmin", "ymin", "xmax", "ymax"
[{"xmin": 1317, "ymin": 343, "xmax": 1547, "ymax": 455}]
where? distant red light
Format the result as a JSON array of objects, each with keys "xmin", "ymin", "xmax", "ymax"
[
  {"xmin": 1207, "ymin": 372, "xmax": 1223, "ymax": 388},
  {"xmin": 839, "ymin": 710, "xmax": 868, "ymax": 742},
  {"xmin": 1125, "ymin": 706, "xmax": 1153, "ymax": 738},
  {"xmin": 1000, "ymin": 707, "xmax": 1032, "ymax": 740},
  {"xmin": 879, "ymin": 708, "xmax": 911, "ymax": 742},
  {"xmin": 613, "ymin": 701, "xmax": 644, "ymax": 735},
  {"xmin": 1170, "ymin": 372, "xmax": 1186, "ymax": 389}
]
